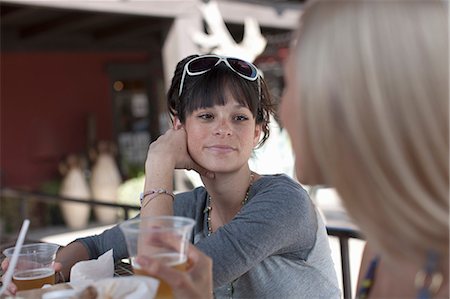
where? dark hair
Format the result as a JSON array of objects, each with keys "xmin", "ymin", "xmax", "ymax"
[{"xmin": 167, "ymin": 55, "xmax": 275, "ymax": 147}]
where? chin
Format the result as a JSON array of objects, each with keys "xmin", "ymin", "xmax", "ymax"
[{"xmin": 203, "ymin": 160, "xmax": 243, "ymax": 174}]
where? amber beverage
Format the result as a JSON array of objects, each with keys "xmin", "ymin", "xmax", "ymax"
[
  {"xmin": 12, "ymin": 268, "xmax": 55, "ymax": 291},
  {"xmin": 132, "ymin": 253, "xmax": 188, "ymax": 299},
  {"xmin": 3, "ymin": 243, "xmax": 59, "ymax": 292},
  {"xmin": 120, "ymin": 216, "xmax": 195, "ymax": 299}
]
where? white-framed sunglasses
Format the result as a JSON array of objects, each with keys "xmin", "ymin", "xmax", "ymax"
[{"xmin": 178, "ymin": 54, "xmax": 261, "ymax": 99}]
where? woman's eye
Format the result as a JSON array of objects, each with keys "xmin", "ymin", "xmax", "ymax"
[
  {"xmin": 234, "ymin": 115, "xmax": 249, "ymax": 121},
  {"xmin": 198, "ymin": 113, "xmax": 213, "ymax": 120}
]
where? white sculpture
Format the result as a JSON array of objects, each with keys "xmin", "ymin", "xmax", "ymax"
[{"xmin": 192, "ymin": 0, "xmax": 267, "ymax": 62}]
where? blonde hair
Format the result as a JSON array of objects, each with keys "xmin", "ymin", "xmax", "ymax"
[{"xmin": 295, "ymin": 0, "xmax": 448, "ymax": 265}]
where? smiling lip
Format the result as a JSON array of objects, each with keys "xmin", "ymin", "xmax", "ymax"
[{"xmin": 206, "ymin": 145, "xmax": 236, "ymax": 153}]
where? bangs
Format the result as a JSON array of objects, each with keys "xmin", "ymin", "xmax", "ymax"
[{"xmin": 179, "ymin": 66, "xmax": 259, "ymax": 121}]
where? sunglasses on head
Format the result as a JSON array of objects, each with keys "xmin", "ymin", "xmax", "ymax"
[{"xmin": 178, "ymin": 55, "xmax": 261, "ymax": 99}]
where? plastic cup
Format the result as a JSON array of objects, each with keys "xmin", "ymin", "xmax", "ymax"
[
  {"xmin": 120, "ymin": 216, "xmax": 195, "ymax": 299},
  {"xmin": 3, "ymin": 243, "xmax": 59, "ymax": 291}
]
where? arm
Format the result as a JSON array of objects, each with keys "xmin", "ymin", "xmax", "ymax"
[
  {"xmin": 141, "ymin": 125, "xmax": 213, "ymax": 218},
  {"xmin": 55, "ymin": 241, "xmax": 90, "ymax": 281},
  {"xmin": 55, "ymin": 221, "xmax": 132, "ymax": 281}
]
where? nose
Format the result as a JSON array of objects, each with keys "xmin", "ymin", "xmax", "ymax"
[{"xmin": 214, "ymin": 120, "xmax": 232, "ymax": 136}]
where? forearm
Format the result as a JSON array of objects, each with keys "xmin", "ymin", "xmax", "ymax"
[
  {"xmin": 55, "ymin": 241, "xmax": 89, "ymax": 281},
  {"xmin": 140, "ymin": 154, "xmax": 176, "ymax": 218}
]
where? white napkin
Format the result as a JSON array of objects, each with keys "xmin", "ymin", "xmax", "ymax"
[
  {"xmin": 70, "ymin": 249, "xmax": 114, "ymax": 289},
  {"xmin": 43, "ymin": 277, "xmax": 159, "ymax": 299},
  {"xmin": 93, "ymin": 276, "xmax": 159, "ymax": 299},
  {"xmin": 67, "ymin": 250, "xmax": 159, "ymax": 298}
]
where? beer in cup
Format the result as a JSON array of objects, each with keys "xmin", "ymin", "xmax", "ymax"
[
  {"xmin": 3, "ymin": 243, "xmax": 59, "ymax": 291},
  {"xmin": 120, "ymin": 216, "xmax": 195, "ymax": 299}
]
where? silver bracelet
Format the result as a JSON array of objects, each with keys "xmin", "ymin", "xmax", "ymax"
[{"xmin": 140, "ymin": 188, "xmax": 175, "ymax": 207}]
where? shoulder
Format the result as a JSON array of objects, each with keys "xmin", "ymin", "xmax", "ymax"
[
  {"xmin": 248, "ymin": 174, "xmax": 317, "ymax": 228},
  {"xmin": 252, "ymin": 174, "xmax": 309, "ymax": 201}
]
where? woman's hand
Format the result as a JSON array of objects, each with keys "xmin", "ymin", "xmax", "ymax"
[
  {"xmin": 1, "ymin": 258, "xmax": 17, "ymax": 295},
  {"xmin": 146, "ymin": 127, "xmax": 214, "ymax": 179},
  {"xmin": 136, "ymin": 244, "xmax": 213, "ymax": 299},
  {"xmin": 1, "ymin": 258, "xmax": 63, "ymax": 295}
]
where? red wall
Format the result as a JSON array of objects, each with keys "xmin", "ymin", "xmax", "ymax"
[{"xmin": 0, "ymin": 51, "xmax": 150, "ymax": 189}]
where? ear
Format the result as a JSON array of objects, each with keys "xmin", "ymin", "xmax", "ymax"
[
  {"xmin": 253, "ymin": 124, "xmax": 262, "ymax": 147},
  {"xmin": 172, "ymin": 116, "xmax": 183, "ymax": 129}
]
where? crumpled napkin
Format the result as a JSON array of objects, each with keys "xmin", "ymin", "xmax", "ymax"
[
  {"xmin": 67, "ymin": 250, "xmax": 160, "ymax": 299},
  {"xmin": 42, "ymin": 276, "xmax": 159, "ymax": 299},
  {"xmin": 91, "ymin": 276, "xmax": 159, "ymax": 299},
  {"xmin": 70, "ymin": 249, "xmax": 114, "ymax": 289}
]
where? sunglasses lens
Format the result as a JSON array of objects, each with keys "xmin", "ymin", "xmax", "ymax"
[
  {"xmin": 227, "ymin": 58, "xmax": 257, "ymax": 78},
  {"xmin": 188, "ymin": 57, "xmax": 220, "ymax": 73}
]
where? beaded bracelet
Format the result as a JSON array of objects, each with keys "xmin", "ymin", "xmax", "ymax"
[{"xmin": 140, "ymin": 188, "xmax": 175, "ymax": 208}]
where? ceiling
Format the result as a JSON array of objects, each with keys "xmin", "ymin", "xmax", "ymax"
[
  {"xmin": 0, "ymin": 2, "xmax": 173, "ymax": 51},
  {"xmin": 0, "ymin": 1, "xmax": 299, "ymax": 52}
]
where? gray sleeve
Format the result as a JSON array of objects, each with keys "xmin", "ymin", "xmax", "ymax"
[
  {"xmin": 195, "ymin": 176, "xmax": 317, "ymax": 288},
  {"xmin": 75, "ymin": 215, "xmax": 141, "ymax": 263},
  {"xmin": 75, "ymin": 191, "xmax": 200, "ymax": 264}
]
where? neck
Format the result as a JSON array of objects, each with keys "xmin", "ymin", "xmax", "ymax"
[
  {"xmin": 203, "ymin": 167, "xmax": 253, "ymax": 209},
  {"xmin": 203, "ymin": 167, "xmax": 255, "ymax": 232}
]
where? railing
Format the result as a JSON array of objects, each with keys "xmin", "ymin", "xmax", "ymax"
[
  {"xmin": 308, "ymin": 185, "xmax": 365, "ymax": 299},
  {"xmin": 327, "ymin": 226, "xmax": 364, "ymax": 299},
  {"xmin": 0, "ymin": 188, "xmax": 140, "ymax": 221},
  {"xmin": 1, "ymin": 187, "xmax": 363, "ymax": 299}
]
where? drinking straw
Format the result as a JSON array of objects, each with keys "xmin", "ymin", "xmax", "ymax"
[{"xmin": 0, "ymin": 219, "xmax": 30, "ymax": 295}]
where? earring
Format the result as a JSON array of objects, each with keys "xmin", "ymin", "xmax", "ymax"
[{"xmin": 415, "ymin": 250, "xmax": 443, "ymax": 299}]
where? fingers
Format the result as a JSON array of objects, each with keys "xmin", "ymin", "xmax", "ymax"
[
  {"xmin": 1, "ymin": 258, "xmax": 17, "ymax": 295},
  {"xmin": 1, "ymin": 258, "xmax": 9, "ymax": 271},
  {"xmin": 136, "ymin": 245, "xmax": 213, "ymax": 299},
  {"xmin": 185, "ymin": 244, "xmax": 202, "ymax": 266},
  {"xmin": 53, "ymin": 262, "xmax": 65, "ymax": 283},
  {"xmin": 0, "ymin": 278, "xmax": 17, "ymax": 296},
  {"xmin": 141, "ymin": 231, "xmax": 182, "ymax": 252},
  {"xmin": 137, "ymin": 255, "xmax": 200, "ymax": 299},
  {"xmin": 186, "ymin": 245, "xmax": 213, "ymax": 282},
  {"xmin": 53, "ymin": 262, "xmax": 63, "ymax": 272},
  {"xmin": 136, "ymin": 255, "xmax": 180, "ymax": 282},
  {"xmin": 5, "ymin": 283, "xmax": 17, "ymax": 295}
]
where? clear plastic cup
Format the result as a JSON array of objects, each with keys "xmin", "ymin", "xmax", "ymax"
[
  {"xmin": 3, "ymin": 243, "xmax": 59, "ymax": 291},
  {"xmin": 120, "ymin": 216, "xmax": 195, "ymax": 299}
]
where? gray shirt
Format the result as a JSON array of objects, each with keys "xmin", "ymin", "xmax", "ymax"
[{"xmin": 77, "ymin": 174, "xmax": 340, "ymax": 298}]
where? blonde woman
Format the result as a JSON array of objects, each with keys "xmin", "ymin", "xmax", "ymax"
[{"xmin": 279, "ymin": 1, "xmax": 449, "ymax": 298}]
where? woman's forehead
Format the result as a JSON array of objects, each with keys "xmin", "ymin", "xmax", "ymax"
[
  {"xmin": 194, "ymin": 91, "xmax": 250, "ymax": 107},
  {"xmin": 193, "ymin": 98, "xmax": 250, "ymax": 110}
]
